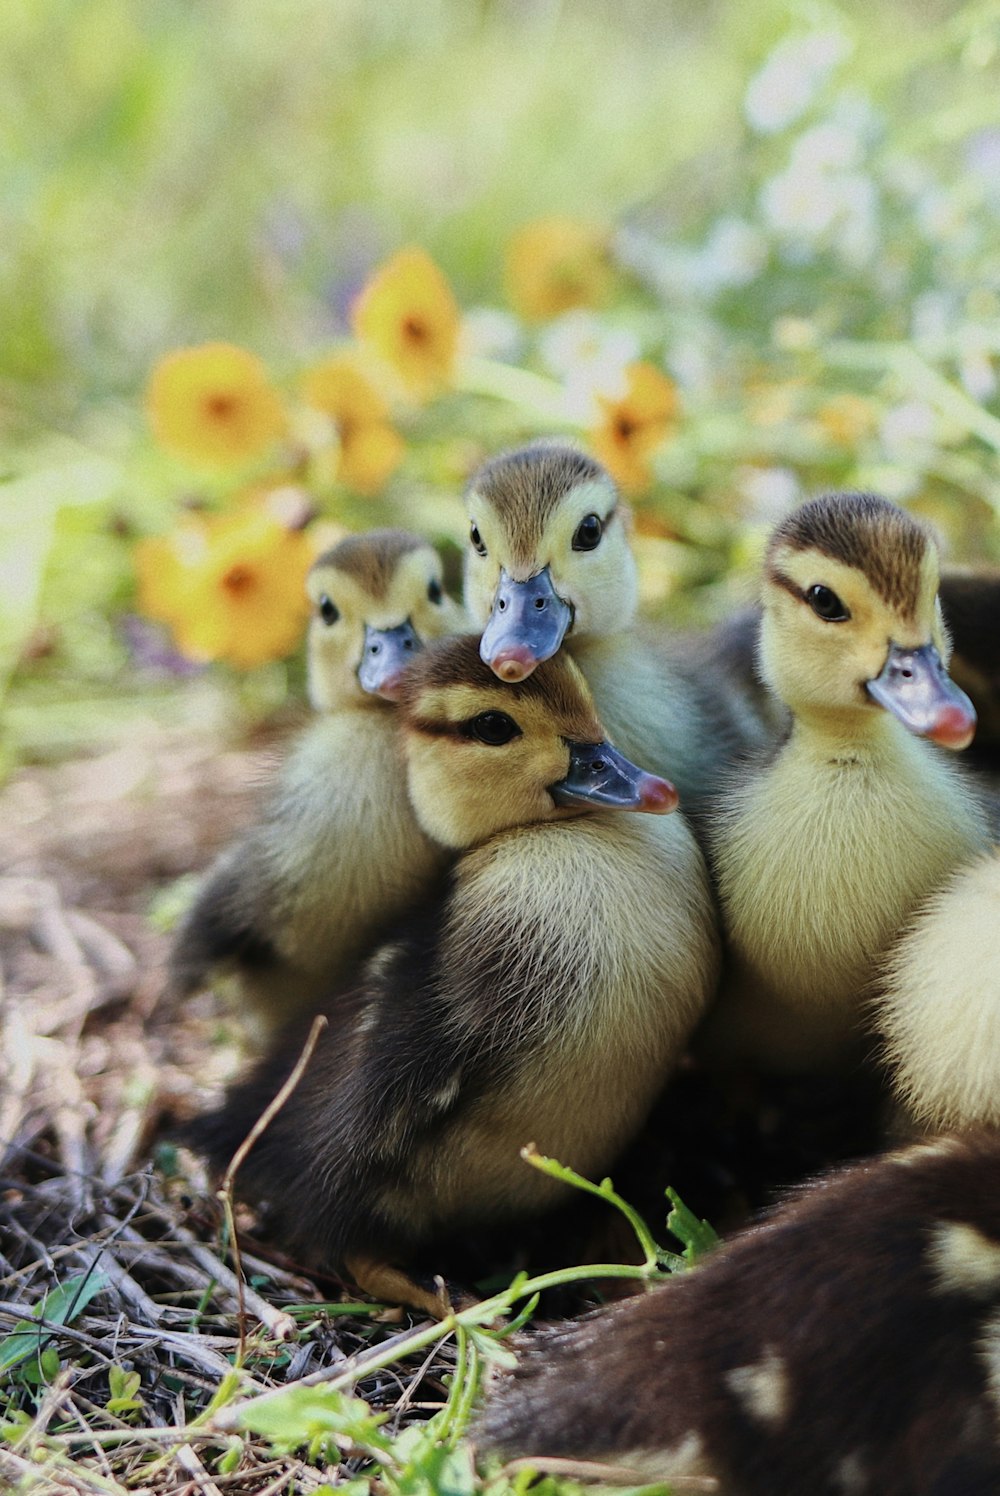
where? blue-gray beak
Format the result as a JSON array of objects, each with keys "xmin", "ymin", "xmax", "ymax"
[
  {"xmin": 866, "ymin": 642, "xmax": 976, "ymax": 750},
  {"xmin": 480, "ymin": 566, "xmax": 573, "ymax": 683},
  {"xmin": 551, "ymin": 740, "xmax": 677, "ymax": 814},
  {"xmin": 358, "ymin": 621, "xmax": 422, "ymax": 700}
]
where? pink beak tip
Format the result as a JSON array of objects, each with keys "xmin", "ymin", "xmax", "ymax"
[
  {"xmin": 640, "ymin": 774, "xmax": 679, "ymax": 814},
  {"xmin": 488, "ymin": 647, "xmax": 538, "ymax": 683},
  {"xmin": 928, "ymin": 705, "xmax": 977, "ymax": 751}
]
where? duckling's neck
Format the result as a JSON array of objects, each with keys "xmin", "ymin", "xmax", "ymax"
[
  {"xmin": 703, "ymin": 694, "xmax": 989, "ymax": 1071},
  {"xmin": 786, "ymin": 702, "xmax": 899, "ymax": 764}
]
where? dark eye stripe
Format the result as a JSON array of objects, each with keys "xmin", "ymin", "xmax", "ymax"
[{"xmin": 767, "ymin": 567, "xmax": 851, "ymax": 621}]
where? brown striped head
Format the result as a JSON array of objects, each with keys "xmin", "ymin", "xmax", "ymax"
[
  {"xmin": 463, "ymin": 444, "xmax": 638, "ymax": 676},
  {"xmin": 306, "ymin": 530, "xmax": 466, "ymax": 710},
  {"xmin": 399, "ymin": 636, "xmax": 674, "ymax": 847},
  {"xmin": 760, "ymin": 493, "xmax": 973, "ymax": 743}
]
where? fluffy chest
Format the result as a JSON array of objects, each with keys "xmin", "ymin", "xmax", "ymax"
[
  {"xmin": 714, "ymin": 735, "xmax": 987, "ymax": 1005},
  {"xmin": 446, "ymin": 812, "xmax": 718, "ymax": 1059}
]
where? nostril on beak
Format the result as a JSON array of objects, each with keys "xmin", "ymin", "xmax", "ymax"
[
  {"xmin": 403, "ymin": 637, "xmax": 414, "ymax": 650},
  {"xmin": 498, "ymin": 598, "xmax": 507, "ymax": 612},
  {"xmin": 369, "ymin": 642, "xmax": 380, "ymax": 656},
  {"xmin": 534, "ymin": 597, "xmax": 546, "ymax": 610}
]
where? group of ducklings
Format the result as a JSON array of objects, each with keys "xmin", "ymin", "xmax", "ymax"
[{"xmin": 173, "ymin": 441, "xmax": 1000, "ymax": 1492}]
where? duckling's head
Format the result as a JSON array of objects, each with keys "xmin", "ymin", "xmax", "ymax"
[
  {"xmin": 760, "ymin": 493, "xmax": 976, "ymax": 748},
  {"xmin": 306, "ymin": 530, "xmax": 465, "ymax": 710},
  {"xmin": 463, "ymin": 444, "xmax": 638, "ymax": 682},
  {"xmin": 398, "ymin": 636, "xmax": 676, "ymax": 848}
]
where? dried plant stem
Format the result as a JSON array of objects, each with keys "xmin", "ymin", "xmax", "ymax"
[{"xmin": 216, "ymin": 1012, "xmax": 328, "ymax": 1355}]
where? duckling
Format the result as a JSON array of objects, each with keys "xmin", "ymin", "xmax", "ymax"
[
  {"xmin": 876, "ymin": 848, "xmax": 1000, "ymax": 1131},
  {"xmin": 480, "ymin": 1130, "xmax": 1000, "ymax": 1496},
  {"xmin": 189, "ymin": 637, "xmax": 719, "ymax": 1313},
  {"xmin": 698, "ymin": 492, "xmax": 989, "ymax": 1073},
  {"xmin": 462, "ymin": 443, "xmax": 775, "ymax": 810},
  {"xmin": 169, "ymin": 529, "xmax": 466, "ymax": 1029}
]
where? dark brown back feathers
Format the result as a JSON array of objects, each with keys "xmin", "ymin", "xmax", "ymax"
[{"xmin": 480, "ymin": 1132, "xmax": 1000, "ymax": 1496}]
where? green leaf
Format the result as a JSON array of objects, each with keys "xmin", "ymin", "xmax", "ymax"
[
  {"xmin": 236, "ymin": 1385, "xmax": 390, "ymax": 1460},
  {"xmin": 106, "ymin": 1365, "xmax": 143, "ymax": 1416},
  {"xmin": 493, "ymin": 1292, "xmax": 539, "ymax": 1338},
  {"xmin": 215, "ymin": 1438, "xmax": 244, "ymax": 1475},
  {"xmin": 385, "ymin": 1433, "xmax": 477, "ymax": 1496},
  {"xmin": 16, "ymin": 1345, "xmax": 61, "ymax": 1386},
  {"xmin": 0, "ymin": 1270, "xmax": 110, "ymax": 1375},
  {"xmin": 466, "ymin": 1326, "xmax": 518, "ymax": 1371},
  {"xmin": 665, "ymin": 1187, "xmax": 719, "ymax": 1267}
]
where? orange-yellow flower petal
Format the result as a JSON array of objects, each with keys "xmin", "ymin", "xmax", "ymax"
[
  {"xmin": 350, "ymin": 248, "xmax": 460, "ymax": 399},
  {"xmin": 504, "ymin": 218, "xmax": 614, "ymax": 323},
  {"xmin": 300, "ymin": 355, "xmax": 406, "ymax": 494},
  {"xmin": 135, "ymin": 510, "xmax": 313, "ymax": 669},
  {"xmin": 589, "ymin": 361, "xmax": 679, "ymax": 495},
  {"xmin": 301, "ymin": 355, "xmax": 391, "ymax": 426},
  {"xmin": 146, "ymin": 343, "xmax": 287, "ymax": 468},
  {"xmin": 340, "ymin": 423, "xmax": 407, "ymax": 495}
]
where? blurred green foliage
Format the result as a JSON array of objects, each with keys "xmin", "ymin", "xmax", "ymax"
[{"xmin": 4, "ymin": 0, "xmax": 1000, "ymax": 770}]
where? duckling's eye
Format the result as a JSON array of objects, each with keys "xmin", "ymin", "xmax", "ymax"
[
  {"xmin": 572, "ymin": 513, "xmax": 604, "ymax": 551},
  {"xmin": 427, "ymin": 578, "xmax": 443, "ymax": 605},
  {"xmin": 470, "ymin": 523, "xmax": 487, "ymax": 557},
  {"xmin": 318, "ymin": 594, "xmax": 339, "ymax": 626},
  {"xmin": 806, "ymin": 584, "xmax": 850, "ymax": 622},
  {"xmin": 464, "ymin": 711, "xmax": 522, "ymax": 746}
]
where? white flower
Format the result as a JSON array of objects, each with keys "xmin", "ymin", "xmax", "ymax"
[
  {"xmin": 539, "ymin": 310, "xmax": 640, "ymax": 419},
  {"xmin": 739, "ymin": 466, "xmax": 802, "ymax": 524},
  {"xmin": 760, "ymin": 151, "xmax": 878, "ymax": 267},
  {"xmin": 696, "ymin": 217, "xmax": 768, "ymax": 290},
  {"xmin": 761, "ymin": 165, "xmax": 843, "ymax": 239},
  {"xmin": 958, "ymin": 332, "xmax": 997, "ymax": 403},
  {"xmin": 790, "ymin": 121, "xmax": 863, "ymax": 174},
  {"xmin": 458, "ymin": 306, "xmax": 523, "ymax": 362},
  {"xmin": 744, "ymin": 31, "xmax": 851, "ymax": 135},
  {"xmin": 965, "ymin": 128, "xmax": 1000, "ymax": 203},
  {"xmin": 879, "ymin": 400, "xmax": 937, "ymax": 459},
  {"xmin": 614, "ymin": 220, "xmax": 765, "ymax": 302}
]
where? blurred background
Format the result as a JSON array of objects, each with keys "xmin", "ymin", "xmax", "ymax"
[{"xmin": 4, "ymin": 0, "xmax": 1000, "ymax": 772}]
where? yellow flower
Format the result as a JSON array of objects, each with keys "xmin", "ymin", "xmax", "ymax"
[
  {"xmin": 504, "ymin": 218, "xmax": 614, "ymax": 322},
  {"xmin": 351, "ymin": 248, "xmax": 460, "ymax": 399},
  {"xmin": 300, "ymin": 355, "xmax": 405, "ymax": 494},
  {"xmin": 135, "ymin": 509, "xmax": 313, "ymax": 668},
  {"xmin": 589, "ymin": 361, "xmax": 679, "ymax": 494},
  {"xmin": 146, "ymin": 343, "xmax": 286, "ymax": 467}
]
